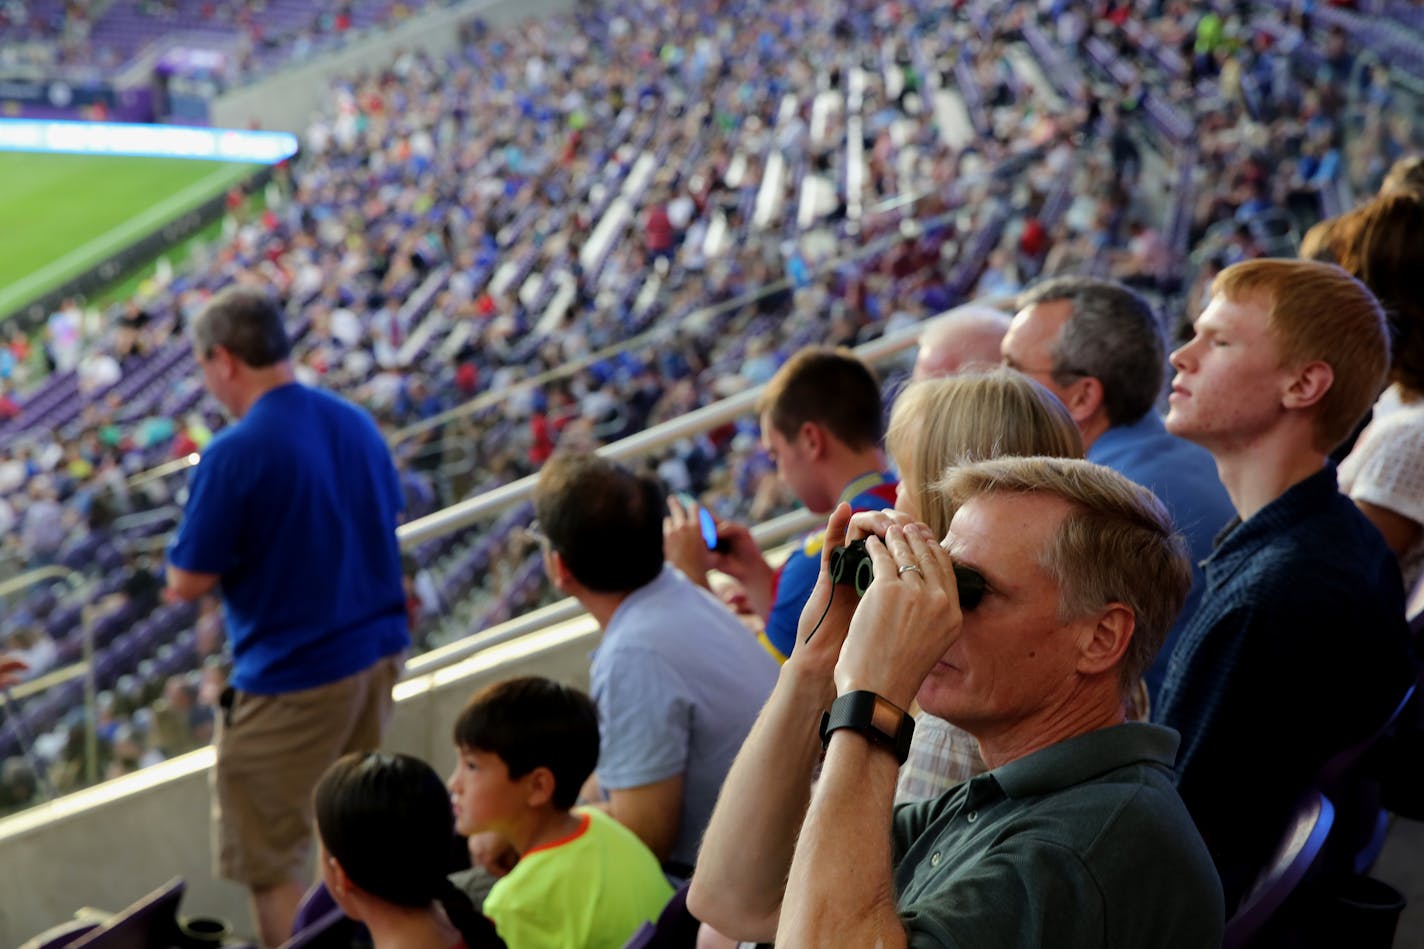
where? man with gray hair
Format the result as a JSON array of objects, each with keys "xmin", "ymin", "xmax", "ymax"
[
  {"xmin": 166, "ymin": 286, "xmax": 408, "ymax": 946},
  {"xmin": 690, "ymin": 457, "xmax": 1223, "ymax": 947},
  {"xmin": 1000, "ymin": 276, "xmax": 1233, "ymax": 698}
]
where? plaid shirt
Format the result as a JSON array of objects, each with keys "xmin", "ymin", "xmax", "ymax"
[{"xmin": 895, "ymin": 713, "xmax": 986, "ymax": 804}]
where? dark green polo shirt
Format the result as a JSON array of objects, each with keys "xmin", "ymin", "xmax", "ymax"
[{"xmin": 891, "ymin": 722, "xmax": 1223, "ymax": 948}]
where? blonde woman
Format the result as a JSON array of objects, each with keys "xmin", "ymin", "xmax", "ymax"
[{"xmin": 885, "ymin": 369, "xmax": 1084, "ymax": 801}]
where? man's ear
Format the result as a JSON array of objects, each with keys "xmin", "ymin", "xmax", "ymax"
[
  {"xmin": 546, "ymin": 549, "xmax": 573, "ymax": 592},
  {"xmin": 1076, "ymin": 602, "xmax": 1134, "ymax": 677},
  {"xmin": 210, "ymin": 344, "xmax": 237, "ymax": 380},
  {"xmin": 1282, "ymin": 360, "xmax": 1334, "ymax": 411},
  {"xmin": 1062, "ymin": 375, "xmax": 1105, "ymax": 425},
  {"xmin": 798, "ymin": 420, "xmax": 827, "ymax": 459}
]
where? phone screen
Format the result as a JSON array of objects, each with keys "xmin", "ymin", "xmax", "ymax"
[{"xmin": 699, "ymin": 506, "xmax": 720, "ymax": 551}]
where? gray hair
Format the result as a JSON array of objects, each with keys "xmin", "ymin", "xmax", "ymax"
[
  {"xmin": 1017, "ymin": 277, "xmax": 1164, "ymax": 426},
  {"xmin": 190, "ymin": 286, "xmax": 291, "ymax": 368}
]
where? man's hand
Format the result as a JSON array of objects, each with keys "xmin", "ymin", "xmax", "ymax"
[
  {"xmin": 705, "ymin": 519, "xmax": 775, "ymax": 619},
  {"xmin": 835, "ymin": 518, "xmax": 966, "ymax": 710},
  {"xmin": 783, "ymin": 503, "xmax": 859, "ymax": 681},
  {"xmin": 664, "ymin": 495, "xmax": 713, "ymax": 589},
  {"xmin": 466, "ymin": 831, "xmax": 519, "ymax": 878},
  {"xmin": 0, "ymin": 654, "xmax": 28, "ymax": 689}
]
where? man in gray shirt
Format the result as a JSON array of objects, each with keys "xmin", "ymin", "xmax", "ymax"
[{"xmin": 690, "ymin": 457, "xmax": 1223, "ymax": 947}]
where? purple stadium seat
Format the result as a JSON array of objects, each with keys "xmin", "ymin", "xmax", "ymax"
[
  {"xmin": 68, "ymin": 877, "xmax": 185, "ymax": 949},
  {"xmin": 17, "ymin": 918, "xmax": 100, "ymax": 949},
  {"xmin": 282, "ymin": 882, "xmax": 365, "ymax": 949},
  {"xmin": 619, "ymin": 883, "xmax": 697, "ymax": 949},
  {"xmin": 1223, "ymin": 792, "xmax": 1334, "ymax": 949}
]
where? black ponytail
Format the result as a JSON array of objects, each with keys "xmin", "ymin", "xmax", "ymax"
[{"xmin": 437, "ymin": 877, "xmax": 507, "ymax": 949}]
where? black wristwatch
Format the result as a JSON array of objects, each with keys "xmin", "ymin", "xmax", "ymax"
[{"xmin": 819, "ymin": 690, "xmax": 915, "ymax": 764}]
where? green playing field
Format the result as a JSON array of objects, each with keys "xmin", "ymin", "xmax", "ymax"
[{"xmin": 0, "ymin": 151, "xmax": 258, "ymax": 318}]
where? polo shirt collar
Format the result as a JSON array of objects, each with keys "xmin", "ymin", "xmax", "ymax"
[{"xmin": 989, "ymin": 722, "xmax": 1180, "ymax": 799}]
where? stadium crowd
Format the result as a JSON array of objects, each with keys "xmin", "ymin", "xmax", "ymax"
[{"xmin": 2, "ymin": 0, "xmax": 1424, "ymax": 945}]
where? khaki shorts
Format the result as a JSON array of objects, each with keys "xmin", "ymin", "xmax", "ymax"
[{"xmin": 211, "ymin": 654, "xmax": 402, "ymax": 888}]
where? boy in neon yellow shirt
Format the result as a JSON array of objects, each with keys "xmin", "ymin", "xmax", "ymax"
[{"xmin": 448, "ymin": 676, "xmax": 673, "ymax": 949}]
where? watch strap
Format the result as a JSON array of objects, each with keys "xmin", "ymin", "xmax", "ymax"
[{"xmin": 819, "ymin": 690, "xmax": 915, "ymax": 764}]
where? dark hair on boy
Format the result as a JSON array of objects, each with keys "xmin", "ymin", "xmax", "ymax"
[
  {"xmin": 756, "ymin": 346, "xmax": 883, "ymax": 449},
  {"xmin": 533, "ymin": 451, "xmax": 664, "ymax": 593},
  {"xmin": 453, "ymin": 676, "xmax": 600, "ymax": 811},
  {"xmin": 315, "ymin": 751, "xmax": 502, "ymax": 948}
]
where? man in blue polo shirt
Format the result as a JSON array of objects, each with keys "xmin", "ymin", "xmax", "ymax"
[{"xmin": 166, "ymin": 286, "xmax": 408, "ymax": 947}]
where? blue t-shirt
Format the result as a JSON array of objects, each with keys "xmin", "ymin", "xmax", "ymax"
[
  {"xmin": 762, "ymin": 471, "xmax": 899, "ymax": 662},
  {"xmin": 168, "ymin": 383, "xmax": 409, "ymax": 694},
  {"xmin": 591, "ymin": 566, "xmax": 779, "ymax": 870},
  {"xmin": 1088, "ymin": 413, "xmax": 1234, "ymax": 699}
]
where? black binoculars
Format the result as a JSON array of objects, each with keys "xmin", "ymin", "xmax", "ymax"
[{"xmin": 829, "ymin": 539, "xmax": 986, "ymax": 610}]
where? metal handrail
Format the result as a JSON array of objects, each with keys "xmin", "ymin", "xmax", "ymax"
[
  {"xmin": 0, "ymin": 565, "xmax": 82, "ymax": 602},
  {"xmin": 395, "ymin": 324, "xmax": 921, "ymax": 549},
  {"xmin": 401, "ymin": 505, "xmax": 825, "ymax": 676},
  {"xmin": 126, "ymin": 454, "xmax": 200, "ymax": 489}
]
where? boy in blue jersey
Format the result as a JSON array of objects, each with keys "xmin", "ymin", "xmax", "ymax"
[
  {"xmin": 668, "ymin": 347, "xmax": 895, "ymax": 662},
  {"xmin": 166, "ymin": 286, "xmax": 408, "ymax": 947}
]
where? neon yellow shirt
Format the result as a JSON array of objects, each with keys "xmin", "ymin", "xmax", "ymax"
[{"xmin": 484, "ymin": 809, "xmax": 673, "ymax": 949}]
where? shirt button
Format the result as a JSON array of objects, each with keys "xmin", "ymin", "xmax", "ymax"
[
  {"xmin": 967, "ymin": 810, "xmax": 978, "ymax": 823},
  {"xmin": 930, "ymin": 851, "xmax": 942, "ymax": 867}
]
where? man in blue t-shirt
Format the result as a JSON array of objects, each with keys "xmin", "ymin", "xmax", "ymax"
[
  {"xmin": 671, "ymin": 347, "xmax": 896, "ymax": 662},
  {"xmin": 166, "ymin": 287, "xmax": 408, "ymax": 947}
]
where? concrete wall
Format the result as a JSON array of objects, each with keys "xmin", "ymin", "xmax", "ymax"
[
  {"xmin": 209, "ymin": 0, "xmax": 575, "ymax": 134},
  {"xmin": 0, "ymin": 614, "xmax": 600, "ymax": 946}
]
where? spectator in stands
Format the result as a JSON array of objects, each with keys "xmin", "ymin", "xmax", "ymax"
[
  {"xmin": 20, "ymin": 478, "xmax": 67, "ymax": 567},
  {"xmin": 689, "ymin": 457, "xmax": 1222, "ymax": 947},
  {"xmin": 529, "ymin": 451, "xmax": 776, "ymax": 880},
  {"xmin": 448, "ymin": 677, "xmax": 672, "ymax": 947},
  {"xmin": 910, "ymin": 305, "xmax": 1011, "ymax": 381},
  {"xmin": 886, "ymin": 369, "xmax": 1084, "ymax": 803},
  {"xmin": 166, "ymin": 287, "xmax": 409, "ymax": 947},
  {"xmin": 1001, "ymin": 276, "xmax": 1234, "ymax": 699},
  {"xmin": 1155, "ymin": 259, "xmax": 1417, "ymax": 913},
  {"xmin": 673, "ymin": 348, "xmax": 896, "ymax": 662},
  {"xmin": 315, "ymin": 751, "xmax": 501, "ymax": 949},
  {"xmin": 0, "ymin": 653, "xmax": 26, "ymax": 689},
  {"xmin": 1335, "ymin": 192, "xmax": 1424, "ymax": 590}
]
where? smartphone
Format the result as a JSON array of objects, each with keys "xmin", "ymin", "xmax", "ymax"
[{"xmin": 698, "ymin": 505, "xmax": 729, "ymax": 553}]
